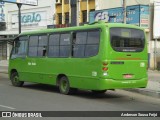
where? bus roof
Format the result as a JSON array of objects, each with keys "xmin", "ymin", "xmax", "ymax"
[{"xmin": 20, "ymin": 22, "xmax": 144, "ymax": 36}]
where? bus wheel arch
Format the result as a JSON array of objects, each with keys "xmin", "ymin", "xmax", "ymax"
[
  {"xmin": 56, "ymin": 74, "xmax": 67, "ymax": 86},
  {"xmin": 10, "ymin": 69, "xmax": 24, "ymax": 87}
]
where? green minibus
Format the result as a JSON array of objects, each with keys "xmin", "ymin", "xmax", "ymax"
[{"xmin": 9, "ymin": 21, "xmax": 148, "ymax": 94}]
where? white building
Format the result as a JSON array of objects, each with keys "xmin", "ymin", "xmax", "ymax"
[{"xmin": 0, "ymin": 0, "xmax": 55, "ymax": 60}]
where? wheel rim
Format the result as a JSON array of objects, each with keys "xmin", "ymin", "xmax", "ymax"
[
  {"xmin": 13, "ymin": 75, "xmax": 19, "ymax": 84},
  {"xmin": 60, "ymin": 80, "xmax": 68, "ymax": 92}
]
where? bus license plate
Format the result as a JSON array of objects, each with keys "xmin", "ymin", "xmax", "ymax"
[{"xmin": 124, "ymin": 74, "xmax": 133, "ymax": 79}]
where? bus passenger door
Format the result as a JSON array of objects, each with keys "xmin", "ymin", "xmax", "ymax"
[{"xmin": 27, "ymin": 35, "xmax": 48, "ymax": 83}]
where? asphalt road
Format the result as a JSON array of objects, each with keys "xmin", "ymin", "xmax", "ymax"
[{"xmin": 0, "ymin": 73, "xmax": 160, "ymax": 120}]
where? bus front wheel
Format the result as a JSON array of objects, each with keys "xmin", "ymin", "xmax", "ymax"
[
  {"xmin": 11, "ymin": 72, "xmax": 24, "ymax": 87},
  {"xmin": 59, "ymin": 76, "xmax": 71, "ymax": 95}
]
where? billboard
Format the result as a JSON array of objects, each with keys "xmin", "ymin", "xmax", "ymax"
[
  {"xmin": 126, "ymin": 5, "xmax": 140, "ymax": 26},
  {"xmin": 1, "ymin": 0, "xmax": 38, "ymax": 6},
  {"xmin": 11, "ymin": 11, "xmax": 47, "ymax": 28},
  {"xmin": 89, "ymin": 7, "xmax": 124, "ymax": 23},
  {"xmin": 89, "ymin": 5, "xmax": 149, "ymax": 28},
  {"xmin": 153, "ymin": 2, "xmax": 160, "ymax": 39}
]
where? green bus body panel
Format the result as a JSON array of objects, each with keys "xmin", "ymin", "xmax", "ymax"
[{"xmin": 9, "ymin": 22, "xmax": 148, "ymax": 90}]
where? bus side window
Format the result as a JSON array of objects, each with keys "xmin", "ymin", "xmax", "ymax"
[
  {"xmin": 85, "ymin": 30, "xmax": 100, "ymax": 57},
  {"xmin": 72, "ymin": 32, "xmax": 87, "ymax": 58},
  {"xmin": 28, "ymin": 36, "xmax": 38, "ymax": 57},
  {"xmin": 11, "ymin": 36, "xmax": 28, "ymax": 59},
  {"xmin": 28, "ymin": 35, "xmax": 48, "ymax": 57},
  {"xmin": 60, "ymin": 33, "xmax": 71, "ymax": 57},
  {"xmin": 38, "ymin": 35, "xmax": 48, "ymax": 57},
  {"xmin": 48, "ymin": 34, "xmax": 60, "ymax": 57}
]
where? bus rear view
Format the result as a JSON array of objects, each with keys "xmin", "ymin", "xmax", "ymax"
[{"xmin": 100, "ymin": 26, "xmax": 148, "ymax": 90}]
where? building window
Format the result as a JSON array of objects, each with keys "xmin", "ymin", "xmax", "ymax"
[
  {"xmin": 56, "ymin": 0, "xmax": 62, "ymax": 3},
  {"xmin": 90, "ymin": 9, "xmax": 95, "ymax": 12},
  {"xmin": 58, "ymin": 13, "xmax": 62, "ymax": 24},
  {"xmin": 64, "ymin": 0, "xmax": 69, "ymax": 4},
  {"xmin": 65, "ymin": 12, "xmax": 69, "ymax": 24},
  {"xmin": 82, "ymin": 10, "xmax": 87, "ymax": 23},
  {"xmin": 0, "ymin": 22, "xmax": 6, "ymax": 31},
  {"xmin": 0, "ymin": 43, "xmax": 7, "ymax": 60}
]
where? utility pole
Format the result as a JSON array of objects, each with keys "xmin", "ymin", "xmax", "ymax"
[
  {"xmin": 17, "ymin": 3, "xmax": 22, "ymax": 34},
  {"xmin": 122, "ymin": 0, "xmax": 126, "ymax": 23},
  {"xmin": 154, "ymin": 38, "xmax": 157, "ymax": 70}
]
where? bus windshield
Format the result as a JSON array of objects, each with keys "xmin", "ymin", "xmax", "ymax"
[{"xmin": 110, "ymin": 28, "xmax": 145, "ymax": 52}]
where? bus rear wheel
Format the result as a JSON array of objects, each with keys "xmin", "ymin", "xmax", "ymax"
[
  {"xmin": 59, "ymin": 76, "xmax": 71, "ymax": 95},
  {"xmin": 92, "ymin": 90, "xmax": 107, "ymax": 94},
  {"xmin": 11, "ymin": 72, "xmax": 24, "ymax": 87}
]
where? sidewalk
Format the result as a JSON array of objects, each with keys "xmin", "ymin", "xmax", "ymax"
[
  {"xmin": 0, "ymin": 60, "xmax": 8, "ymax": 73},
  {"xmin": 126, "ymin": 81, "xmax": 160, "ymax": 98},
  {"xmin": 0, "ymin": 60, "xmax": 159, "ymax": 98},
  {"xmin": 127, "ymin": 70, "xmax": 160, "ymax": 98},
  {"xmin": 0, "ymin": 60, "xmax": 8, "ymax": 67}
]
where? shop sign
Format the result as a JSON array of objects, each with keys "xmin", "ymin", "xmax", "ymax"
[
  {"xmin": 89, "ymin": 5, "xmax": 149, "ymax": 29},
  {"xmin": 89, "ymin": 7, "xmax": 124, "ymax": 23},
  {"xmin": 126, "ymin": 5, "xmax": 140, "ymax": 26},
  {"xmin": 140, "ymin": 5, "xmax": 149, "ymax": 28},
  {"xmin": 11, "ymin": 11, "xmax": 47, "ymax": 28}
]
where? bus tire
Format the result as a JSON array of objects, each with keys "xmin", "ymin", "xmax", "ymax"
[
  {"xmin": 59, "ymin": 76, "xmax": 71, "ymax": 95},
  {"xmin": 11, "ymin": 72, "xmax": 24, "ymax": 87},
  {"xmin": 92, "ymin": 90, "xmax": 107, "ymax": 94}
]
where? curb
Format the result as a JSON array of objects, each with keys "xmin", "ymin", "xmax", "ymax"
[
  {"xmin": 0, "ymin": 66, "xmax": 8, "ymax": 74},
  {"xmin": 125, "ymin": 88, "xmax": 160, "ymax": 98},
  {"xmin": 0, "ymin": 71, "xmax": 8, "ymax": 74}
]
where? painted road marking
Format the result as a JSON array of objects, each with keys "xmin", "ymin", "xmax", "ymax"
[{"xmin": 0, "ymin": 105, "xmax": 15, "ymax": 110}]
